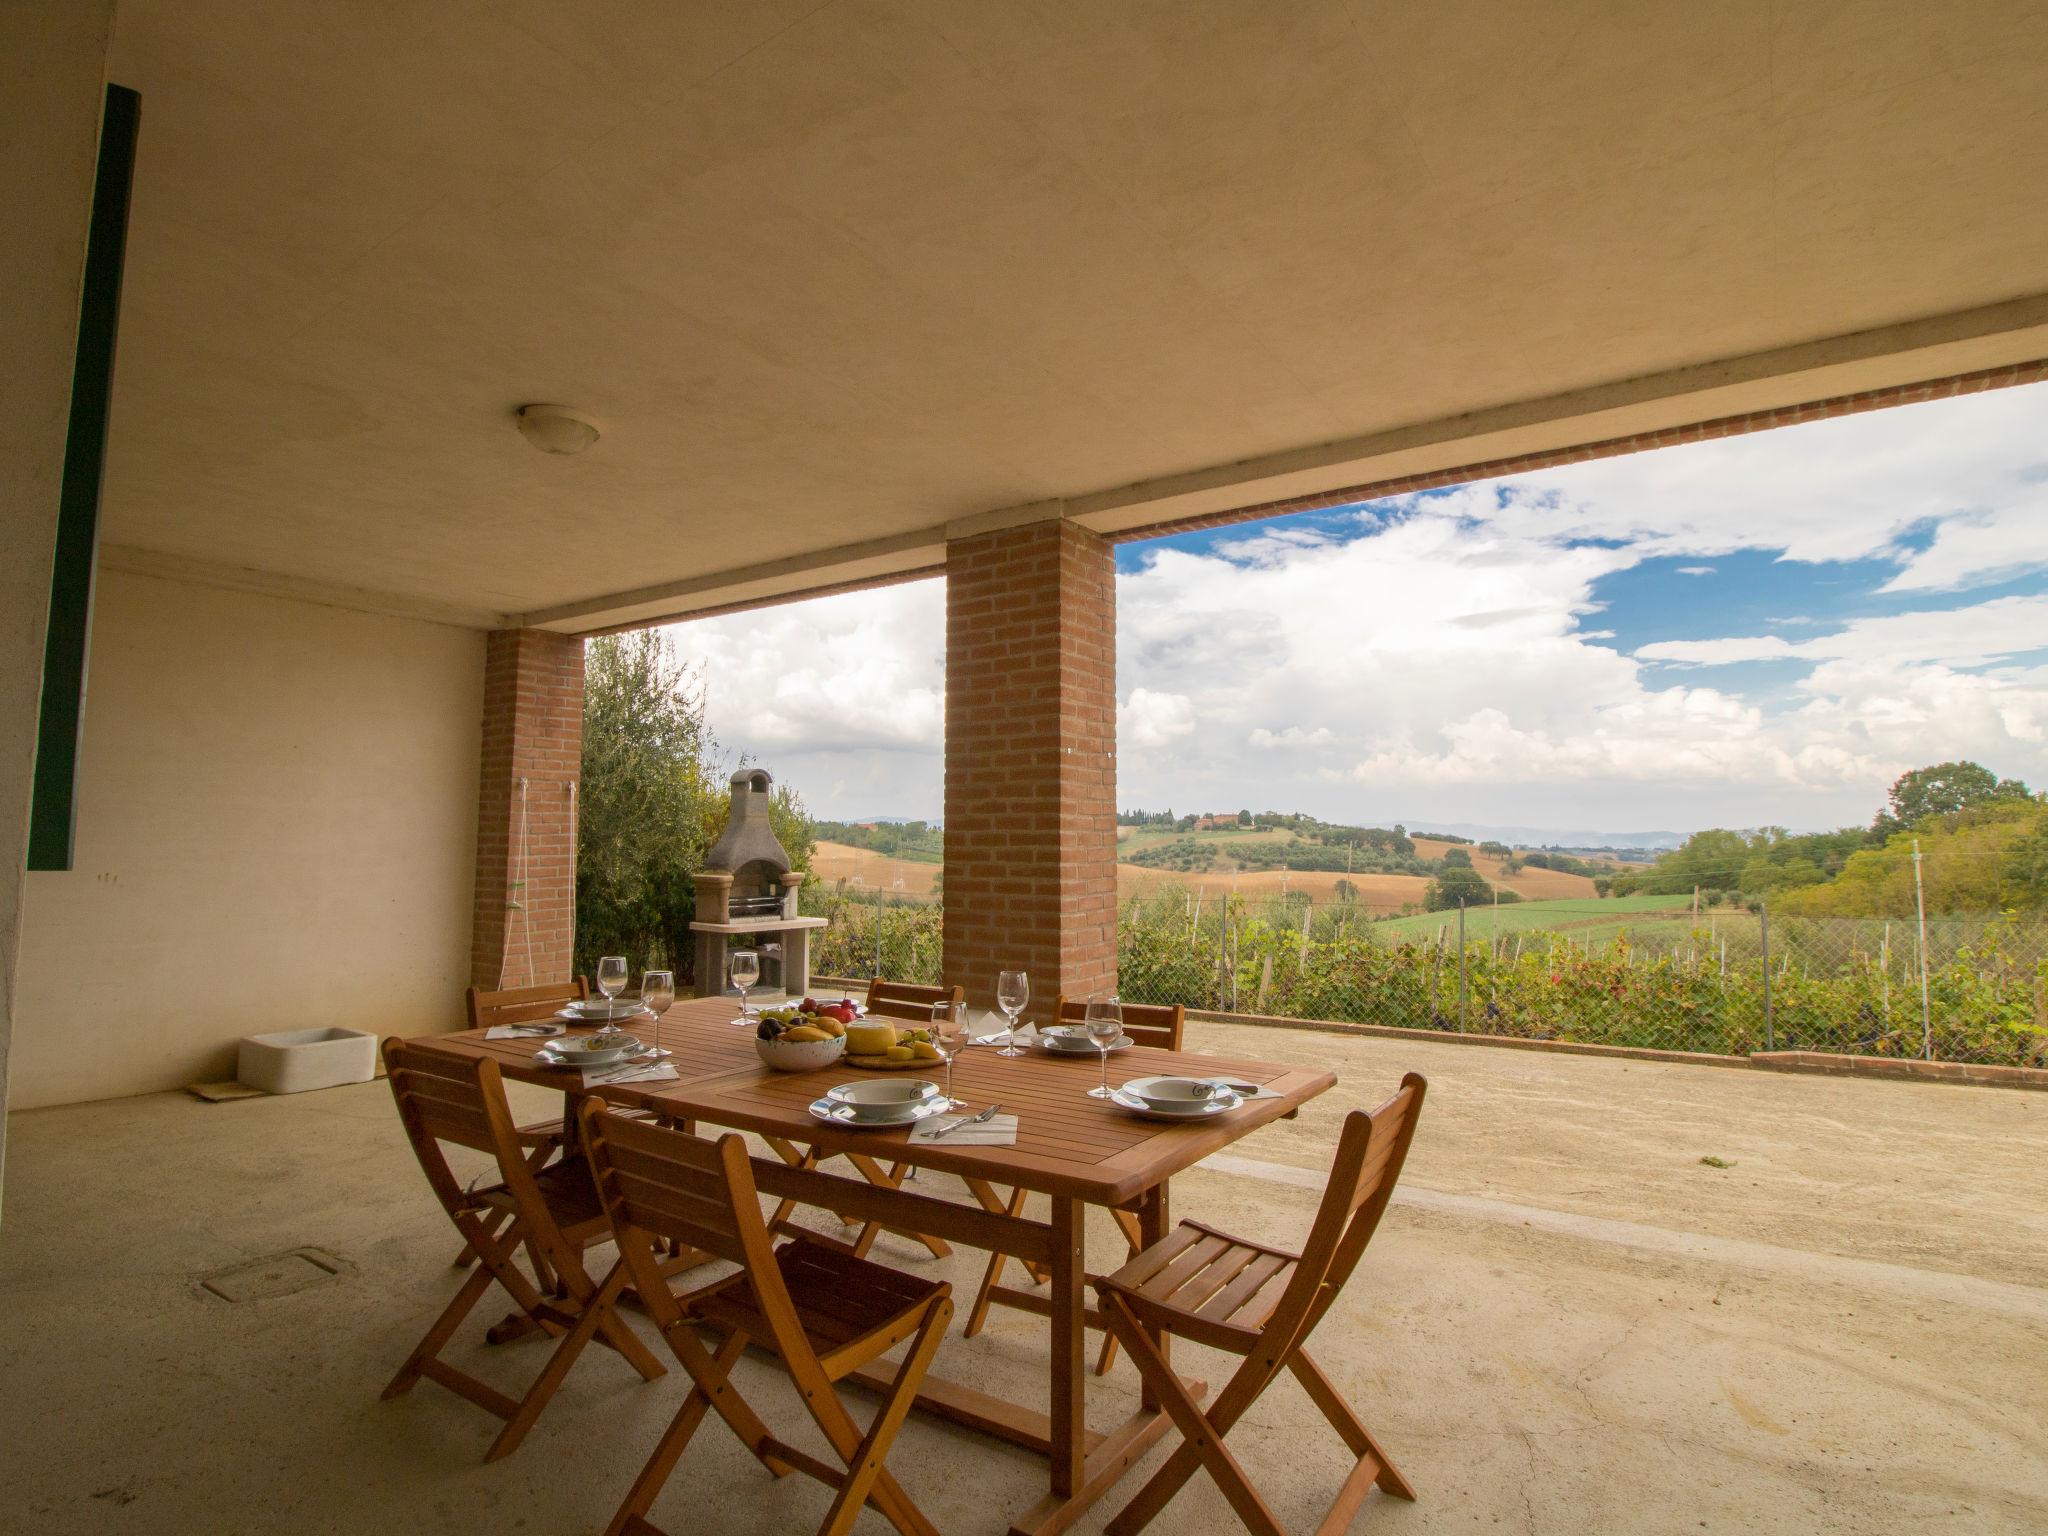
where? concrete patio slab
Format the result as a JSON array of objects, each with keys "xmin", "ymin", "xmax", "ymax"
[{"xmin": 2, "ymin": 1024, "xmax": 2043, "ymax": 1534}]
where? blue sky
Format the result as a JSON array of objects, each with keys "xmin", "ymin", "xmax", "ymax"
[{"xmin": 674, "ymin": 380, "xmax": 2048, "ymax": 838}]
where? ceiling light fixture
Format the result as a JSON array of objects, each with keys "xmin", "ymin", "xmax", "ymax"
[{"xmin": 515, "ymin": 403, "xmax": 601, "ymax": 455}]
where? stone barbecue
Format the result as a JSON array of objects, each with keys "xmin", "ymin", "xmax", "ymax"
[{"xmin": 689, "ymin": 769, "xmax": 826, "ymax": 998}]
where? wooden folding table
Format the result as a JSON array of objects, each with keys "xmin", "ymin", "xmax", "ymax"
[{"xmin": 418, "ymin": 996, "xmax": 1334, "ymax": 1535}]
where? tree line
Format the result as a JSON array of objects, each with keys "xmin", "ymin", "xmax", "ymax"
[{"xmin": 1605, "ymin": 761, "xmax": 2046, "ymax": 917}]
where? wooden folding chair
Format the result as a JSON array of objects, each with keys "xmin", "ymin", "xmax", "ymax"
[
  {"xmin": 962, "ymin": 998, "xmax": 1186, "ymax": 1373},
  {"xmin": 381, "ymin": 1041, "xmax": 666, "ymax": 1461},
  {"xmin": 1094, "ymin": 1072, "xmax": 1427, "ymax": 1536},
  {"xmin": 577, "ymin": 1100, "xmax": 953, "ymax": 1536},
  {"xmin": 465, "ymin": 976, "xmax": 591, "ymax": 1031},
  {"xmin": 447, "ymin": 977, "xmax": 592, "ymax": 1270},
  {"xmin": 864, "ymin": 978, "xmax": 964, "ymax": 1024},
  {"xmin": 763, "ymin": 977, "xmax": 967, "ymax": 1263}
]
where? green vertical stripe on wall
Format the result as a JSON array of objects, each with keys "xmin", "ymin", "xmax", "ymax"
[{"xmin": 28, "ymin": 84, "xmax": 139, "ymax": 872}]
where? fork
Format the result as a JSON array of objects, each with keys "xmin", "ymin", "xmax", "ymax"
[{"xmin": 927, "ymin": 1102, "xmax": 1002, "ymax": 1139}]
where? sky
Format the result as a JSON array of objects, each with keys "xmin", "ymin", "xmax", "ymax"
[{"xmin": 665, "ymin": 380, "xmax": 2048, "ymax": 840}]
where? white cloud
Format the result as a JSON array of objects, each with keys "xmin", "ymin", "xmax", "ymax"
[
  {"xmin": 1249, "ymin": 725, "xmax": 1334, "ymax": 748},
  {"xmin": 1481, "ymin": 384, "xmax": 2048, "ymax": 585},
  {"xmin": 667, "ymin": 382, "xmax": 2048, "ymax": 832},
  {"xmin": 1638, "ymin": 594, "xmax": 2048, "ymax": 667},
  {"xmin": 1879, "ymin": 490, "xmax": 2048, "ymax": 592},
  {"xmin": 1115, "ymin": 452, "xmax": 2048, "ymax": 826},
  {"xmin": 665, "ymin": 580, "xmax": 946, "ymax": 818},
  {"xmin": 1119, "ymin": 689, "xmax": 1196, "ymax": 748}
]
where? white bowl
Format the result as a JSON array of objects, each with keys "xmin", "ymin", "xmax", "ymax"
[
  {"xmin": 755, "ymin": 1034, "xmax": 847, "ymax": 1073},
  {"xmin": 1123, "ymin": 1075, "xmax": 1231, "ymax": 1112},
  {"xmin": 567, "ymin": 998, "xmax": 648, "ymax": 1019},
  {"xmin": 826, "ymin": 1078, "xmax": 940, "ymax": 1120},
  {"xmin": 548, "ymin": 1034, "xmax": 644, "ymax": 1067}
]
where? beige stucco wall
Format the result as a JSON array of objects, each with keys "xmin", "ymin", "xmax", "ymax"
[
  {"xmin": 0, "ymin": 0, "xmax": 117, "ymax": 1209},
  {"xmin": 11, "ymin": 568, "xmax": 485, "ymax": 1108}
]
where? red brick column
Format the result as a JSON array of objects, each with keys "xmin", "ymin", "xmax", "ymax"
[
  {"xmin": 472, "ymin": 629, "xmax": 584, "ymax": 990},
  {"xmin": 943, "ymin": 521, "xmax": 1117, "ymax": 1022}
]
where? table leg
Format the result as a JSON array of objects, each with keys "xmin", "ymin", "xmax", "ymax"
[
  {"xmin": 1138, "ymin": 1180, "xmax": 1169, "ymax": 1412},
  {"xmin": 1049, "ymin": 1195, "xmax": 1085, "ymax": 1497}
]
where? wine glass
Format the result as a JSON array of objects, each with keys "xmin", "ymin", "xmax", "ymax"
[
  {"xmin": 596, "ymin": 956, "xmax": 628, "ymax": 1006},
  {"xmin": 1084, "ymin": 994, "xmax": 1124, "ymax": 1099},
  {"xmin": 642, "ymin": 969, "xmax": 675, "ymax": 1030},
  {"xmin": 995, "ymin": 970, "xmax": 1030, "ymax": 1057},
  {"xmin": 932, "ymin": 1002, "xmax": 968, "ymax": 1111},
  {"xmin": 728, "ymin": 950, "xmax": 761, "ymax": 1024}
]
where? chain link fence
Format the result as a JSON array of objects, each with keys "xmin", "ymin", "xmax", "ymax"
[
  {"xmin": 1116, "ymin": 889, "xmax": 2048, "ymax": 1066},
  {"xmin": 798, "ymin": 880, "xmax": 2048, "ymax": 1067},
  {"xmin": 804, "ymin": 886, "xmax": 941, "ymax": 988}
]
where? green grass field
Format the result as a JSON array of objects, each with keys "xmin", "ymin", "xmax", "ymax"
[{"xmin": 1372, "ymin": 893, "xmax": 1712, "ymax": 945}]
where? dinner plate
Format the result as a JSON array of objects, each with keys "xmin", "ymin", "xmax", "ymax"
[
  {"xmin": 806, "ymin": 1095, "xmax": 953, "ymax": 1130},
  {"xmin": 1107, "ymin": 1086, "xmax": 1243, "ymax": 1122},
  {"xmin": 537, "ymin": 1044, "xmax": 671, "ymax": 1070},
  {"xmin": 538, "ymin": 1037, "xmax": 648, "ymax": 1067},
  {"xmin": 1040, "ymin": 1028, "xmax": 1134, "ymax": 1054},
  {"xmin": 556, "ymin": 1003, "xmax": 653, "ymax": 1025}
]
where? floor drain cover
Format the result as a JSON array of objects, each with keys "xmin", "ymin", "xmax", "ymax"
[{"xmin": 199, "ymin": 1247, "xmax": 346, "ymax": 1303}]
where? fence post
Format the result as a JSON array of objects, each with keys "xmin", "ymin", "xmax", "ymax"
[
  {"xmin": 1912, "ymin": 839, "xmax": 1932, "ymax": 1060},
  {"xmin": 1881, "ymin": 920, "xmax": 1891, "ymax": 1025},
  {"xmin": 874, "ymin": 886, "xmax": 883, "ymax": 978},
  {"xmin": 1759, "ymin": 904, "xmax": 1773, "ymax": 1052},
  {"xmin": 1457, "ymin": 900, "xmax": 1468, "ymax": 1031}
]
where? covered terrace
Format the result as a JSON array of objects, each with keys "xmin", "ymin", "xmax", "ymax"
[{"xmin": 5, "ymin": 4, "xmax": 2048, "ymax": 1534}]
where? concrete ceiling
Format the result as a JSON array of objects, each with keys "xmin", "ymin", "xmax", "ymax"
[{"xmin": 100, "ymin": 0, "xmax": 2048, "ymax": 630}]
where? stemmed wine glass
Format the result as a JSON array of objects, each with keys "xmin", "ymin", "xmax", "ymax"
[
  {"xmin": 932, "ymin": 1002, "xmax": 968, "ymax": 1111},
  {"xmin": 641, "ymin": 969, "xmax": 675, "ymax": 1030},
  {"xmin": 995, "ymin": 970, "xmax": 1030, "ymax": 1057},
  {"xmin": 596, "ymin": 956, "xmax": 628, "ymax": 1012},
  {"xmin": 1084, "ymin": 994, "xmax": 1124, "ymax": 1099},
  {"xmin": 728, "ymin": 950, "xmax": 761, "ymax": 1025}
]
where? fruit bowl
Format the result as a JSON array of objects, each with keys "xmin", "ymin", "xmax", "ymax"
[{"xmin": 755, "ymin": 1033, "xmax": 847, "ymax": 1072}]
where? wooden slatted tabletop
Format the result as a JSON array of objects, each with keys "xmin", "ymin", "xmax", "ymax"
[
  {"xmin": 432, "ymin": 996, "xmax": 1334, "ymax": 1207},
  {"xmin": 412, "ymin": 994, "xmax": 1336, "ymax": 1536}
]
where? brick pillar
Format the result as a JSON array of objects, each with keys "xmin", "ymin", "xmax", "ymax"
[
  {"xmin": 943, "ymin": 521, "xmax": 1117, "ymax": 1022},
  {"xmin": 472, "ymin": 629, "xmax": 583, "ymax": 989}
]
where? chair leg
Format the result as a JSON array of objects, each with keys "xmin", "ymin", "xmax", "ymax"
[
  {"xmin": 1090, "ymin": 1207, "xmax": 1147, "ymax": 1375},
  {"xmin": 962, "ymin": 1186, "xmax": 1031, "ymax": 1338},
  {"xmin": 815, "ymin": 1296, "xmax": 952, "ymax": 1536},
  {"xmin": 1288, "ymin": 1349, "xmax": 1415, "ymax": 1502},
  {"xmin": 384, "ymin": 1261, "xmax": 495, "ymax": 1399},
  {"xmin": 485, "ymin": 1260, "xmax": 636, "ymax": 1462},
  {"xmin": 845, "ymin": 1156, "xmax": 951, "ymax": 1260},
  {"xmin": 677, "ymin": 1327, "xmax": 795, "ymax": 1480},
  {"xmin": 603, "ymin": 1330, "xmax": 746, "ymax": 1536},
  {"xmin": 1100, "ymin": 1295, "xmax": 1287, "ymax": 1536}
]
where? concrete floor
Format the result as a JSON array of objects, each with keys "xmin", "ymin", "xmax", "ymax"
[{"xmin": 3, "ymin": 1025, "xmax": 2044, "ymax": 1535}]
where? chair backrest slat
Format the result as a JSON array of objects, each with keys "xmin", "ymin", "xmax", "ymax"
[
  {"xmin": 1055, "ymin": 995, "xmax": 1185, "ymax": 1050},
  {"xmin": 1265, "ymin": 1072, "xmax": 1426, "ymax": 1348},
  {"xmin": 384, "ymin": 1040, "xmax": 574, "ymax": 1265},
  {"xmin": 579, "ymin": 1106, "xmax": 766, "ymax": 1270},
  {"xmin": 466, "ymin": 977, "xmax": 589, "ymax": 1030},
  {"xmin": 866, "ymin": 978, "xmax": 965, "ymax": 1024},
  {"xmin": 387, "ymin": 1058, "xmax": 498, "ymax": 1156}
]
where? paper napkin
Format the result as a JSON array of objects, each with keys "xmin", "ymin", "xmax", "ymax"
[
  {"xmin": 969, "ymin": 1012, "xmax": 1035, "ymax": 1045},
  {"xmin": 581, "ymin": 1059, "xmax": 680, "ymax": 1089},
  {"xmin": 485, "ymin": 1022, "xmax": 563, "ymax": 1040},
  {"xmin": 1203, "ymin": 1078, "xmax": 1282, "ymax": 1101},
  {"xmin": 909, "ymin": 1112, "xmax": 1018, "ymax": 1146}
]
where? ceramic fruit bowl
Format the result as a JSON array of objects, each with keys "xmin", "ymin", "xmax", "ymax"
[{"xmin": 755, "ymin": 1033, "xmax": 847, "ymax": 1072}]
